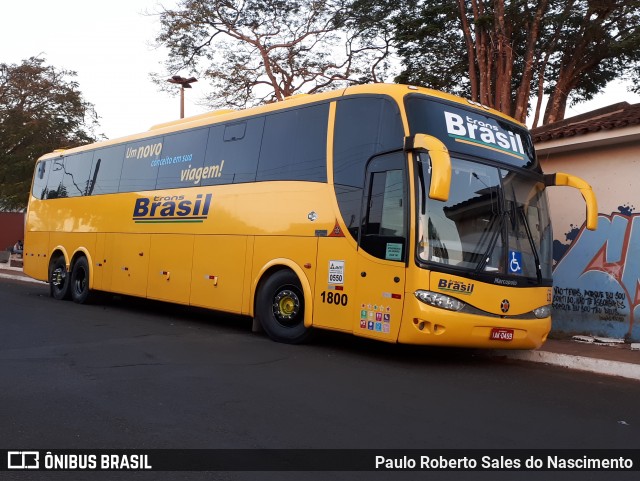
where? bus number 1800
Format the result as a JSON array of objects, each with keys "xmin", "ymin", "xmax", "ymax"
[{"xmin": 321, "ymin": 291, "xmax": 348, "ymax": 306}]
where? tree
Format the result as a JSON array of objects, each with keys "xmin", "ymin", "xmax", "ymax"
[
  {"xmin": 0, "ymin": 57, "xmax": 99, "ymax": 210},
  {"xmin": 540, "ymin": 1, "xmax": 640, "ymax": 124},
  {"xmin": 153, "ymin": 0, "xmax": 394, "ymax": 109},
  {"xmin": 375, "ymin": 0, "xmax": 640, "ymax": 125}
]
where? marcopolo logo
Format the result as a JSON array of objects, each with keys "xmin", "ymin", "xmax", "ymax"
[
  {"xmin": 132, "ymin": 193, "xmax": 212, "ymax": 224},
  {"xmin": 444, "ymin": 111, "xmax": 525, "ymax": 160}
]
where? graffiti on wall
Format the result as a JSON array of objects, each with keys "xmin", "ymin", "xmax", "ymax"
[{"xmin": 552, "ymin": 205, "xmax": 640, "ymax": 341}]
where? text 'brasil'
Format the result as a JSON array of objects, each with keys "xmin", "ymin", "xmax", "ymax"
[
  {"xmin": 133, "ymin": 193, "xmax": 212, "ymax": 223},
  {"xmin": 444, "ymin": 111, "xmax": 525, "ymax": 160}
]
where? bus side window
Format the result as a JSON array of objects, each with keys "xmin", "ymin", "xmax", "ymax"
[
  {"xmin": 60, "ymin": 152, "xmax": 94, "ymax": 197},
  {"xmin": 333, "ymin": 96, "xmax": 404, "ymax": 242},
  {"xmin": 202, "ymin": 118, "xmax": 264, "ymax": 185},
  {"xmin": 45, "ymin": 158, "xmax": 66, "ymax": 199},
  {"xmin": 119, "ymin": 137, "xmax": 162, "ymax": 192},
  {"xmin": 90, "ymin": 145, "xmax": 126, "ymax": 195},
  {"xmin": 360, "ymin": 153, "xmax": 407, "ymax": 262},
  {"xmin": 156, "ymin": 127, "xmax": 208, "ymax": 189},
  {"xmin": 257, "ymin": 103, "xmax": 328, "ymax": 182},
  {"xmin": 32, "ymin": 160, "xmax": 50, "ymax": 200}
]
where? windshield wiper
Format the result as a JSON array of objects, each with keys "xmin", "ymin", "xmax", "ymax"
[
  {"xmin": 519, "ymin": 206, "xmax": 542, "ymax": 281},
  {"xmin": 475, "ymin": 212, "xmax": 506, "ymax": 273}
]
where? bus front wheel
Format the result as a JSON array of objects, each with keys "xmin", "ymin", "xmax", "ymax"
[
  {"xmin": 256, "ymin": 269, "xmax": 311, "ymax": 344},
  {"xmin": 49, "ymin": 256, "xmax": 70, "ymax": 300},
  {"xmin": 70, "ymin": 256, "xmax": 92, "ymax": 304}
]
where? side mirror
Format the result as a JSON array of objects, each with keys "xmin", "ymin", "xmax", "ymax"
[
  {"xmin": 404, "ymin": 134, "xmax": 451, "ymax": 201},
  {"xmin": 544, "ymin": 172, "xmax": 598, "ymax": 231}
]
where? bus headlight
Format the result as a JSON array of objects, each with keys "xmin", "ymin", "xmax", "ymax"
[
  {"xmin": 414, "ymin": 290, "xmax": 465, "ymax": 312},
  {"xmin": 533, "ymin": 305, "xmax": 552, "ymax": 319}
]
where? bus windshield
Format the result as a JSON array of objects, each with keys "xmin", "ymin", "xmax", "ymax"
[
  {"xmin": 417, "ymin": 155, "xmax": 553, "ymax": 280},
  {"xmin": 406, "ymin": 94, "xmax": 552, "ymax": 281}
]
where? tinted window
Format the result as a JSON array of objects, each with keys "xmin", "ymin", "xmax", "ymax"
[
  {"xmin": 59, "ymin": 152, "xmax": 94, "ymax": 197},
  {"xmin": 334, "ymin": 97, "xmax": 404, "ymax": 187},
  {"xmin": 405, "ymin": 95, "xmax": 538, "ymax": 170},
  {"xmin": 156, "ymin": 128, "xmax": 209, "ymax": 189},
  {"xmin": 45, "ymin": 157, "xmax": 67, "ymax": 199},
  {"xmin": 119, "ymin": 137, "xmax": 163, "ymax": 192},
  {"xmin": 360, "ymin": 152, "xmax": 407, "ymax": 262},
  {"xmin": 202, "ymin": 118, "xmax": 264, "ymax": 185},
  {"xmin": 333, "ymin": 96, "xmax": 404, "ymax": 240},
  {"xmin": 333, "ymin": 185, "xmax": 362, "ymax": 238},
  {"xmin": 257, "ymin": 103, "xmax": 328, "ymax": 182},
  {"xmin": 89, "ymin": 145, "xmax": 125, "ymax": 195},
  {"xmin": 32, "ymin": 160, "xmax": 50, "ymax": 200}
]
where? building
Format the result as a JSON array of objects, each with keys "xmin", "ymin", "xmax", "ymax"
[
  {"xmin": 533, "ymin": 102, "xmax": 640, "ymax": 341},
  {"xmin": 0, "ymin": 212, "xmax": 25, "ymax": 253}
]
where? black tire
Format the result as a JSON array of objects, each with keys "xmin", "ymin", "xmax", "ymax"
[
  {"xmin": 49, "ymin": 256, "xmax": 70, "ymax": 300},
  {"xmin": 256, "ymin": 269, "xmax": 312, "ymax": 344},
  {"xmin": 70, "ymin": 256, "xmax": 92, "ymax": 304}
]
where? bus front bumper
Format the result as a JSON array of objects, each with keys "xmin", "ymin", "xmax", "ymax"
[{"xmin": 397, "ymin": 301, "xmax": 551, "ymax": 350}]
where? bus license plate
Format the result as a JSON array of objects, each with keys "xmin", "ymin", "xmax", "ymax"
[{"xmin": 490, "ymin": 328, "xmax": 514, "ymax": 341}]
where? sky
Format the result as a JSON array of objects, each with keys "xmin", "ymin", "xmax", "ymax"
[
  {"xmin": 2, "ymin": 0, "xmax": 640, "ymax": 140},
  {"xmin": 1, "ymin": 0, "xmax": 208, "ymax": 140}
]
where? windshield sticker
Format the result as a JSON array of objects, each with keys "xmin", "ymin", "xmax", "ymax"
[
  {"xmin": 385, "ymin": 243, "xmax": 403, "ymax": 261},
  {"xmin": 509, "ymin": 251, "xmax": 523, "ymax": 274},
  {"xmin": 444, "ymin": 111, "xmax": 525, "ymax": 160}
]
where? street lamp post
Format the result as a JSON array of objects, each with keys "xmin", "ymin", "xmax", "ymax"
[{"xmin": 167, "ymin": 75, "xmax": 198, "ymax": 119}]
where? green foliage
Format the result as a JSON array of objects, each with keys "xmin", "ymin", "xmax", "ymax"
[
  {"xmin": 351, "ymin": 0, "xmax": 640, "ymax": 124},
  {"xmin": 541, "ymin": 0, "xmax": 640, "ymax": 121},
  {"xmin": 0, "ymin": 57, "xmax": 99, "ymax": 210},
  {"xmin": 153, "ymin": 0, "xmax": 393, "ymax": 109},
  {"xmin": 391, "ymin": 0, "xmax": 471, "ymax": 97}
]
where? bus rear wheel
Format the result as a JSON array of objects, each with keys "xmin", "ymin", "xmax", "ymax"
[
  {"xmin": 49, "ymin": 256, "xmax": 70, "ymax": 300},
  {"xmin": 70, "ymin": 256, "xmax": 92, "ymax": 304},
  {"xmin": 256, "ymin": 269, "xmax": 311, "ymax": 344}
]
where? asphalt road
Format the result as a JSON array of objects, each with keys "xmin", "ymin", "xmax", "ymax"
[{"xmin": 1, "ymin": 277, "xmax": 639, "ymax": 481}]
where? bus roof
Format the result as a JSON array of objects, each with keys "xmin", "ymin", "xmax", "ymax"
[{"xmin": 37, "ymin": 83, "xmax": 524, "ymax": 161}]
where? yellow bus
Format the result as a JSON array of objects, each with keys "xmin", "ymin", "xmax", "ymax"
[{"xmin": 24, "ymin": 84, "xmax": 597, "ymax": 348}]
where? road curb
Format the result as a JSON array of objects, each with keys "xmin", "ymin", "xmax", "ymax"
[
  {"xmin": 497, "ymin": 349, "xmax": 640, "ymax": 381},
  {"xmin": 0, "ymin": 272, "xmax": 46, "ymax": 284}
]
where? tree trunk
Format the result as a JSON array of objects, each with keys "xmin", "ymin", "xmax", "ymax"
[
  {"xmin": 472, "ymin": 0, "xmax": 491, "ymax": 106},
  {"xmin": 513, "ymin": 0, "xmax": 549, "ymax": 123},
  {"xmin": 458, "ymin": 0, "xmax": 478, "ymax": 102}
]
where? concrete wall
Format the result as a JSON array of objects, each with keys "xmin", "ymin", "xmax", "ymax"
[{"xmin": 538, "ymin": 136, "xmax": 640, "ymax": 341}]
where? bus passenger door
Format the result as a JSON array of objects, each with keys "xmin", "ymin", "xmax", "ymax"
[
  {"xmin": 355, "ymin": 152, "xmax": 407, "ymax": 341},
  {"xmin": 313, "ymin": 236, "xmax": 358, "ymax": 332}
]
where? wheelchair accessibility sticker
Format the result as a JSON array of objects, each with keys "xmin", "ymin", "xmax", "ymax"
[{"xmin": 509, "ymin": 251, "xmax": 523, "ymax": 274}]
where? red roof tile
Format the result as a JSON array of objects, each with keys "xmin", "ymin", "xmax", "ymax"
[{"xmin": 531, "ymin": 102, "xmax": 640, "ymax": 142}]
